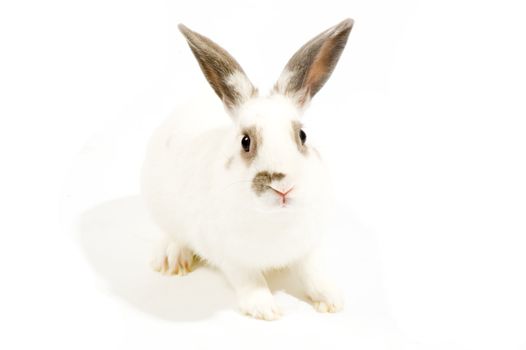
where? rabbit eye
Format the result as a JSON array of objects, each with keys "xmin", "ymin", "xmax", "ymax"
[
  {"xmin": 299, "ymin": 129, "xmax": 307, "ymax": 145},
  {"xmin": 241, "ymin": 135, "xmax": 251, "ymax": 152}
]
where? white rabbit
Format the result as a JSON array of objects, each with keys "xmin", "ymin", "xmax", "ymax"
[{"xmin": 142, "ymin": 18, "xmax": 354, "ymax": 320}]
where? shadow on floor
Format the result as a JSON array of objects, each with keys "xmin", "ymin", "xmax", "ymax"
[{"xmin": 76, "ymin": 196, "xmax": 306, "ymax": 322}]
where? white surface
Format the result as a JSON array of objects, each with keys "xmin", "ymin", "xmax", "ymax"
[{"xmin": 1, "ymin": 0, "xmax": 526, "ymax": 349}]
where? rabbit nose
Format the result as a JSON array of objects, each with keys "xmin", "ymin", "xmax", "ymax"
[
  {"xmin": 269, "ymin": 186, "xmax": 294, "ymax": 198},
  {"xmin": 269, "ymin": 186, "xmax": 294, "ymax": 206}
]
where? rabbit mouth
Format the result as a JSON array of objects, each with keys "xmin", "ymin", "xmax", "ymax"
[
  {"xmin": 250, "ymin": 185, "xmax": 298, "ymax": 212},
  {"xmin": 268, "ymin": 186, "xmax": 294, "ymax": 207}
]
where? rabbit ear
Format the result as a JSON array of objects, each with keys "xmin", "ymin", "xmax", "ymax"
[
  {"xmin": 178, "ymin": 24, "xmax": 257, "ymax": 113},
  {"xmin": 274, "ymin": 18, "xmax": 354, "ymax": 107}
]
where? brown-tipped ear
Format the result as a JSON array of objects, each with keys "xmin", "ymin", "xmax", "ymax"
[
  {"xmin": 178, "ymin": 24, "xmax": 257, "ymax": 113},
  {"xmin": 273, "ymin": 18, "xmax": 354, "ymax": 107}
]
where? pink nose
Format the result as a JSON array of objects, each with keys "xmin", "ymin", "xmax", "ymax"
[{"xmin": 270, "ymin": 187, "xmax": 294, "ymax": 205}]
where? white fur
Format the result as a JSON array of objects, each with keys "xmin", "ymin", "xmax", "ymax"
[
  {"xmin": 143, "ymin": 78, "xmax": 344, "ymax": 323},
  {"xmin": 141, "ymin": 91, "xmax": 342, "ymax": 319},
  {"xmin": 273, "ymin": 69, "xmax": 293, "ymax": 95},
  {"xmin": 272, "ymin": 69, "xmax": 311, "ymax": 109},
  {"xmin": 226, "ymin": 71, "xmax": 255, "ymax": 106}
]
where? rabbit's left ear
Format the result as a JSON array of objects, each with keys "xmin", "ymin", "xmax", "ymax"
[
  {"xmin": 178, "ymin": 24, "xmax": 257, "ymax": 114},
  {"xmin": 274, "ymin": 18, "xmax": 354, "ymax": 107}
]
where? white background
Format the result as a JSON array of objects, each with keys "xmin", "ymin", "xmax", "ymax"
[{"xmin": 1, "ymin": 0, "xmax": 525, "ymax": 349}]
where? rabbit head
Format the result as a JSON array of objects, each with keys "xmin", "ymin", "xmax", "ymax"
[{"xmin": 178, "ymin": 19, "xmax": 353, "ymax": 211}]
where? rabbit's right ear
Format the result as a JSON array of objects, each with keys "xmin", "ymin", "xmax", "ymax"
[
  {"xmin": 178, "ymin": 24, "xmax": 257, "ymax": 115},
  {"xmin": 274, "ymin": 19, "xmax": 354, "ymax": 108}
]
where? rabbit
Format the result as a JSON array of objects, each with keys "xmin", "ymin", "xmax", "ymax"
[{"xmin": 141, "ymin": 18, "xmax": 354, "ymax": 320}]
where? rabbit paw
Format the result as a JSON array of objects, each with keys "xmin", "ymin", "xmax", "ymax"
[
  {"xmin": 308, "ymin": 286, "xmax": 344, "ymax": 313},
  {"xmin": 312, "ymin": 300, "xmax": 343, "ymax": 313},
  {"xmin": 239, "ymin": 290, "xmax": 282, "ymax": 321},
  {"xmin": 151, "ymin": 239, "xmax": 196, "ymax": 276}
]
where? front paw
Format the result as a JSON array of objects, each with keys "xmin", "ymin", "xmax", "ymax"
[
  {"xmin": 239, "ymin": 289, "xmax": 282, "ymax": 321},
  {"xmin": 308, "ymin": 285, "xmax": 344, "ymax": 313},
  {"xmin": 151, "ymin": 239, "xmax": 196, "ymax": 276}
]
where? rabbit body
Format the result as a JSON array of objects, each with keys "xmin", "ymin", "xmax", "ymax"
[{"xmin": 142, "ymin": 19, "xmax": 354, "ymax": 320}]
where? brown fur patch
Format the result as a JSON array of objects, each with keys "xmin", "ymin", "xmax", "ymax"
[
  {"xmin": 225, "ymin": 156, "xmax": 234, "ymax": 169},
  {"xmin": 252, "ymin": 171, "xmax": 287, "ymax": 195},
  {"xmin": 252, "ymin": 171, "xmax": 272, "ymax": 195},
  {"xmin": 240, "ymin": 126, "xmax": 261, "ymax": 165},
  {"xmin": 271, "ymin": 172, "xmax": 286, "ymax": 181}
]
